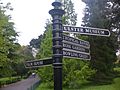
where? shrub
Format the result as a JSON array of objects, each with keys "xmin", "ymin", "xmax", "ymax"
[{"xmin": 0, "ymin": 76, "xmax": 21, "ymax": 87}]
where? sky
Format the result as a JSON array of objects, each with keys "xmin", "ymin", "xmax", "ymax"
[{"xmin": 4, "ymin": 0, "xmax": 85, "ymax": 45}]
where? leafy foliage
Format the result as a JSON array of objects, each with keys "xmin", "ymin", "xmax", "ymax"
[
  {"xmin": 0, "ymin": 1, "xmax": 34, "ymax": 78},
  {"xmin": 63, "ymin": 59, "xmax": 95, "ymax": 88},
  {"xmin": 0, "ymin": 1, "xmax": 19, "ymax": 77},
  {"xmin": 29, "ymin": 35, "xmax": 43, "ymax": 49},
  {"xmin": 36, "ymin": 21, "xmax": 53, "ymax": 88},
  {"xmin": 61, "ymin": 0, "xmax": 77, "ymax": 26},
  {"xmin": 36, "ymin": 21, "xmax": 52, "ymax": 59},
  {"xmin": 29, "ymin": 0, "xmax": 77, "ymax": 50},
  {"xmin": 82, "ymin": 0, "xmax": 117, "ymax": 84},
  {"xmin": 13, "ymin": 45, "xmax": 34, "ymax": 76}
]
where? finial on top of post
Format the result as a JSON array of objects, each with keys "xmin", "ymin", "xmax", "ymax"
[
  {"xmin": 52, "ymin": 0, "xmax": 62, "ymax": 9},
  {"xmin": 49, "ymin": 0, "xmax": 64, "ymax": 16}
]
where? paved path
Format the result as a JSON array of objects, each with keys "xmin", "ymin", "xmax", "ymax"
[{"xmin": 0, "ymin": 76, "xmax": 40, "ymax": 90}]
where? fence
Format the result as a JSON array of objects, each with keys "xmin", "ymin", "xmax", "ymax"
[{"xmin": 27, "ymin": 80, "xmax": 40, "ymax": 90}]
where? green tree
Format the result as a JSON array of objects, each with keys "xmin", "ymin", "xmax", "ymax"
[
  {"xmin": 36, "ymin": 20, "xmax": 53, "ymax": 88},
  {"xmin": 82, "ymin": 0, "xmax": 117, "ymax": 84},
  {"xmin": 18, "ymin": 45, "xmax": 34, "ymax": 60},
  {"xmin": 0, "ymin": 1, "xmax": 19, "ymax": 77},
  {"xmin": 0, "ymin": 1, "xmax": 17, "ymax": 77},
  {"xmin": 13, "ymin": 45, "xmax": 34, "ymax": 77},
  {"xmin": 29, "ymin": 0, "xmax": 77, "ymax": 50},
  {"xmin": 29, "ymin": 35, "xmax": 43, "ymax": 49},
  {"xmin": 36, "ymin": 20, "xmax": 52, "ymax": 59},
  {"xmin": 110, "ymin": 0, "xmax": 120, "ymax": 49},
  {"xmin": 61, "ymin": 0, "xmax": 77, "ymax": 25},
  {"xmin": 61, "ymin": 0, "xmax": 95, "ymax": 88}
]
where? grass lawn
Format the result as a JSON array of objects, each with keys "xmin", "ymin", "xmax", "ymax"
[{"xmin": 36, "ymin": 78, "xmax": 120, "ymax": 90}]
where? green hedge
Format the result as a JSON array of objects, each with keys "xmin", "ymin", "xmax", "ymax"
[{"xmin": 0, "ymin": 76, "xmax": 21, "ymax": 87}]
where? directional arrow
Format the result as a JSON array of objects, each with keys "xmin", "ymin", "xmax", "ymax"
[
  {"xmin": 63, "ymin": 34, "xmax": 90, "ymax": 48},
  {"xmin": 63, "ymin": 49, "xmax": 91, "ymax": 60},
  {"xmin": 63, "ymin": 42, "xmax": 90, "ymax": 54},
  {"xmin": 62, "ymin": 34, "xmax": 91, "ymax": 60},
  {"xmin": 24, "ymin": 57, "xmax": 53, "ymax": 68},
  {"xmin": 63, "ymin": 25, "xmax": 110, "ymax": 37}
]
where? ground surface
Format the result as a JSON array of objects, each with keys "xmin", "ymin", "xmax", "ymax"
[{"xmin": 0, "ymin": 75, "xmax": 40, "ymax": 90}]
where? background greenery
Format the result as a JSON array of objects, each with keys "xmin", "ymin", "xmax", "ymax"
[{"xmin": 1, "ymin": 0, "xmax": 120, "ymax": 89}]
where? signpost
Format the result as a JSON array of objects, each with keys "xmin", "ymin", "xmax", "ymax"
[
  {"xmin": 25, "ymin": 57, "xmax": 53, "ymax": 68},
  {"xmin": 63, "ymin": 25, "xmax": 110, "ymax": 37},
  {"xmin": 49, "ymin": 1, "xmax": 64, "ymax": 90},
  {"xmin": 24, "ymin": 0, "xmax": 111, "ymax": 90}
]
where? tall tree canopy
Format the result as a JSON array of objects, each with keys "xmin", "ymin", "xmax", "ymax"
[
  {"xmin": 0, "ymin": 1, "xmax": 19, "ymax": 77},
  {"xmin": 29, "ymin": 35, "xmax": 43, "ymax": 49},
  {"xmin": 36, "ymin": 20, "xmax": 52, "ymax": 59},
  {"xmin": 82, "ymin": 0, "xmax": 117, "ymax": 83},
  {"xmin": 62, "ymin": 0, "xmax": 77, "ymax": 25},
  {"xmin": 13, "ymin": 45, "xmax": 34, "ymax": 76},
  {"xmin": 110, "ymin": 0, "xmax": 120, "ymax": 49}
]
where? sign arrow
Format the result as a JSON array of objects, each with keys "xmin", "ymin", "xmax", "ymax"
[
  {"xmin": 63, "ymin": 34, "xmax": 90, "ymax": 48},
  {"xmin": 63, "ymin": 49, "xmax": 91, "ymax": 60},
  {"xmin": 63, "ymin": 25, "xmax": 110, "ymax": 37},
  {"xmin": 62, "ymin": 34, "xmax": 91, "ymax": 60},
  {"xmin": 24, "ymin": 57, "xmax": 53, "ymax": 68},
  {"xmin": 63, "ymin": 42, "xmax": 90, "ymax": 54}
]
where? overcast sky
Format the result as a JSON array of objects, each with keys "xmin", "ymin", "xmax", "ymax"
[{"xmin": 4, "ymin": 0, "xmax": 85, "ymax": 45}]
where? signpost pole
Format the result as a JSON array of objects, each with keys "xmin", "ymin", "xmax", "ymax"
[{"xmin": 49, "ymin": 1, "xmax": 64, "ymax": 90}]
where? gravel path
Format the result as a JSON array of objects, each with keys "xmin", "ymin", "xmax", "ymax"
[{"xmin": 0, "ymin": 76, "xmax": 40, "ymax": 90}]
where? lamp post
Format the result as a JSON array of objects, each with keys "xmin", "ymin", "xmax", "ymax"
[{"xmin": 49, "ymin": 0, "xmax": 64, "ymax": 90}]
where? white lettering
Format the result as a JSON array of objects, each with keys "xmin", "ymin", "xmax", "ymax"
[{"xmin": 100, "ymin": 31, "xmax": 105, "ymax": 34}]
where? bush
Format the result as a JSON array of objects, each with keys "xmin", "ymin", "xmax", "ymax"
[
  {"xmin": 63, "ymin": 59, "xmax": 96, "ymax": 89},
  {"xmin": 0, "ymin": 76, "xmax": 21, "ymax": 87}
]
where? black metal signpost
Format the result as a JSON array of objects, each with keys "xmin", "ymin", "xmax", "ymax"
[
  {"xmin": 49, "ymin": 0, "xmax": 64, "ymax": 90},
  {"xmin": 25, "ymin": 0, "xmax": 111, "ymax": 90}
]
